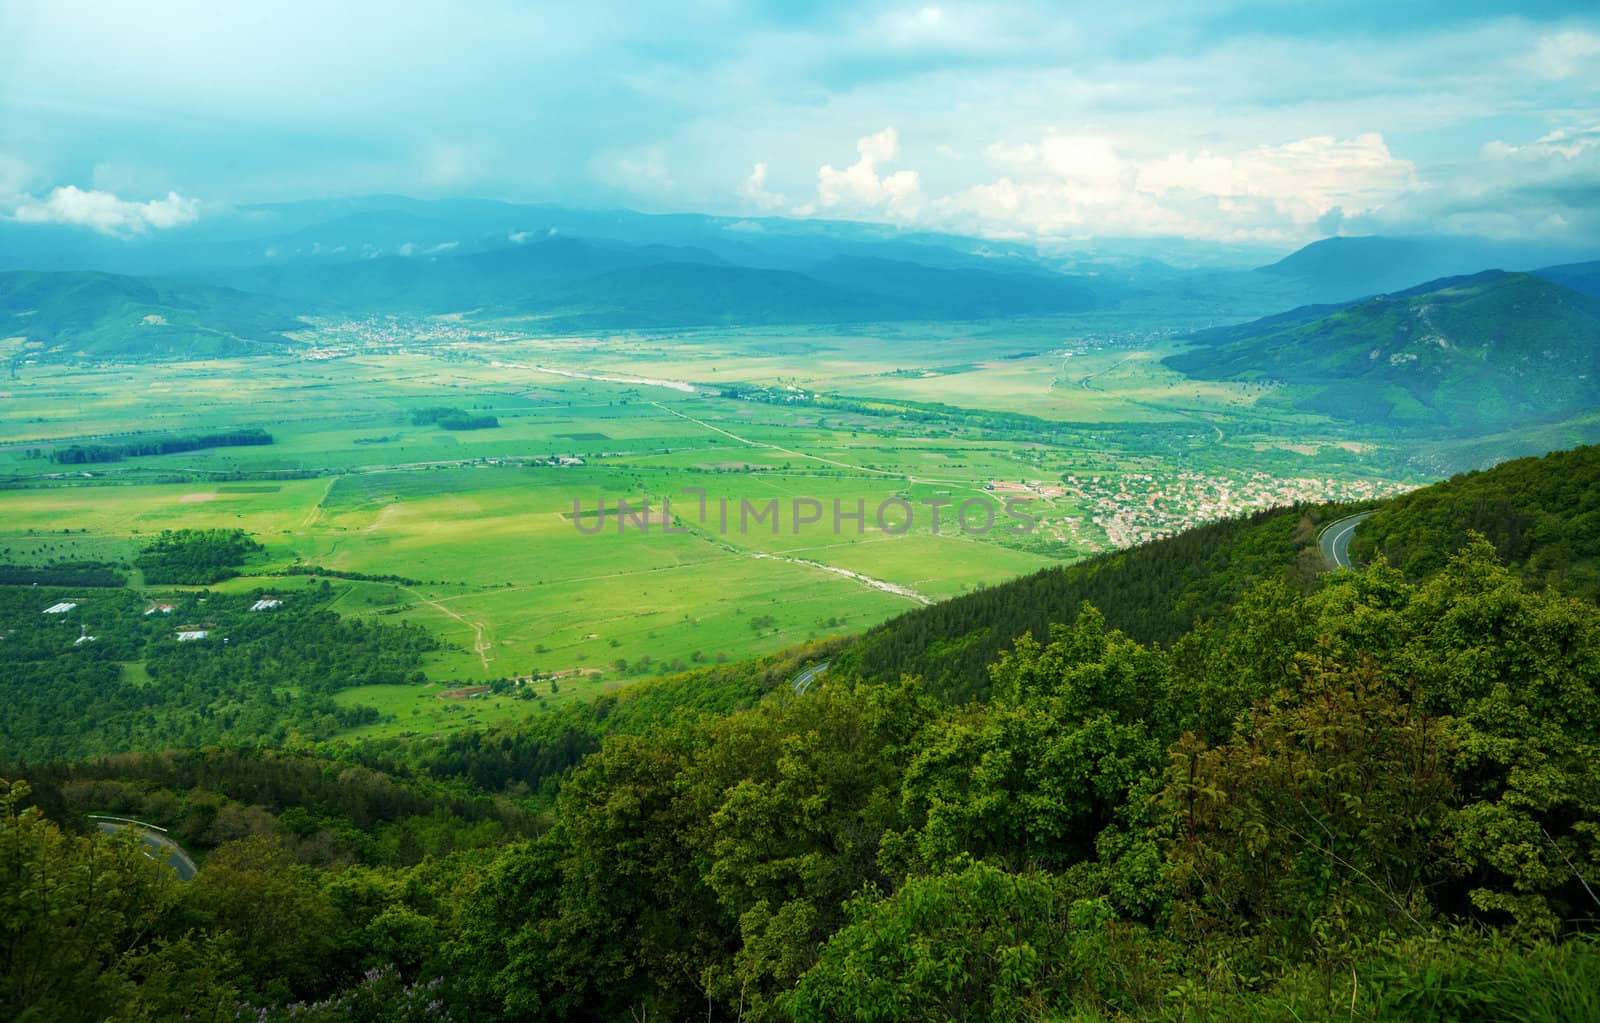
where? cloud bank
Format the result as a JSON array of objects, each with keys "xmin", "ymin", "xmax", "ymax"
[{"xmin": 12, "ymin": 186, "xmax": 202, "ymax": 237}]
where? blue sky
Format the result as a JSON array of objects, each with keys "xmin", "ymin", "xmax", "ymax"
[{"xmin": 1, "ymin": 0, "xmax": 1597, "ymax": 245}]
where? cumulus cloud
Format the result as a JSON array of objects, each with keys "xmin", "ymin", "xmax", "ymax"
[
  {"xmin": 1356, "ymin": 122, "xmax": 1600, "ymax": 240},
  {"xmin": 814, "ymin": 128, "xmax": 921, "ymax": 220},
  {"xmin": 738, "ymin": 162, "xmax": 786, "ymax": 211},
  {"xmin": 11, "ymin": 186, "xmax": 201, "ymax": 236},
  {"xmin": 935, "ymin": 132, "xmax": 1416, "ymax": 241}
]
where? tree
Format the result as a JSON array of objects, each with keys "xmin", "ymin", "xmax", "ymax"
[{"xmin": 0, "ymin": 779, "xmax": 190, "ymax": 1022}]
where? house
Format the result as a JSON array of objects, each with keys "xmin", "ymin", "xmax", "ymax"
[
  {"xmin": 43, "ymin": 602, "xmax": 77, "ymax": 614},
  {"xmin": 176, "ymin": 630, "xmax": 209, "ymax": 642},
  {"xmin": 250, "ymin": 598, "xmax": 282, "ymax": 611},
  {"xmin": 144, "ymin": 604, "xmax": 176, "ymax": 616}
]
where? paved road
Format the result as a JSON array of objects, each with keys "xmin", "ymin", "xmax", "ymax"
[
  {"xmin": 791, "ymin": 661, "xmax": 830, "ymax": 695},
  {"xmin": 91, "ymin": 816, "xmax": 198, "ymax": 880},
  {"xmin": 1318, "ymin": 511, "xmax": 1374, "ymax": 570}
]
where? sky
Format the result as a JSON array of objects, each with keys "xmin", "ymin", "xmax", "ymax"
[{"xmin": 1, "ymin": 0, "xmax": 1597, "ymax": 247}]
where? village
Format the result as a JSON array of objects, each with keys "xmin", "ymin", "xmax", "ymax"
[
  {"xmin": 1062, "ymin": 470, "xmax": 1411, "ymax": 550},
  {"xmin": 986, "ymin": 470, "xmax": 1412, "ymax": 552}
]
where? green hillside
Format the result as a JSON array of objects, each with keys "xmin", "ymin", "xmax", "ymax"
[
  {"xmin": 833, "ymin": 502, "xmax": 1347, "ymax": 702},
  {"xmin": 0, "ymin": 270, "xmax": 307, "ymax": 359},
  {"xmin": 8, "ymin": 446, "xmax": 1600, "ymax": 1021},
  {"xmin": 1351, "ymin": 443, "xmax": 1600, "ymax": 599},
  {"xmin": 1166, "ymin": 271, "xmax": 1600, "ymax": 430}
]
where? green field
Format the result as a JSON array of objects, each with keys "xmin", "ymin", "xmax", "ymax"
[{"xmin": 0, "ymin": 324, "xmax": 1422, "ymax": 737}]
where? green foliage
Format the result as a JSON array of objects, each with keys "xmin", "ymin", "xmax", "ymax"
[
  {"xmin": 247, "ymin": 967, "xmax": 452, "ymax": 1022},
  {"xmin": 48, "ymin": 428, "xmax": 272, "ymax": 464},
  {"xmin": 410, "ymin": 406, "xmax": 499, "ymax": 430},
  {"xmin": 133, "ymin": 528, "xmax": 264, "ymax": 584},
  {"xmin": 837, "ymin": 503, "xmax": 1337, "ymax": 702},
  {"xmin": 7, "ymin": 450, "xmax": 1600, "ymax": 1021},
  {"xmin": 0, "ymin": 584, "xmax": 438, "ymax": 760},
  {"xmin": 0, "ymin": 560, "xmax": 127, "ymax": 587},
  {"xmin": 1352, "ymin": 443, "xmax": 1600, "ymax": 599},
  {"xmin": 786, "ymin": 863, "xmax": 1139, "ymax": 1022},
  {"xmin": 1164, "ymin": 658, "xmax": 1455, "ymax": 964},
  {"xmin": 0, "ymin": 779, "xmax": 234, "ymax": 1023}
]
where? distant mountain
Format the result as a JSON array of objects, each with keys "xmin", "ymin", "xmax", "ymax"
[
  {"xmin": 206, "ymin": 236, "xmax": 1099, "ymax": 326},
  {"xmin": 1165, "ymin": 271, "xmax": 1600, "ymax": 430},
  {"xmin": 806, "ymin": 256, "xmax": 1097, "ymax": 318},
  {"xmin": 211, "ymin": 236, "xmax": 732, "ymax": 313},
  {"xmin": 1253, "ymin": 235, "xmax": 1596, "ymax": 305},
  {"xmin": 0, "ymin": 270, "xmax": 306, "ymax": 359},
  {"xmin": 1256, "ymin": 236, "xmax": 1441, "ymax": 295},
  {"xmin": 1535, "ymin": 260, "xmax": 1600, "ymax": 298}
]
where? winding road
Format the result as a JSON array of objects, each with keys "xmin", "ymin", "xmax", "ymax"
[
  {"xmin": 790, "ymin": 661, "xmax": 830, "ymax": 694},
  {"xmin": 1318, "ymin": 511, "xmax": 1373, "ymax": 570},
  {"xmin": 91, "ymin": 816, "xmax": 198, "ymax": 880}
]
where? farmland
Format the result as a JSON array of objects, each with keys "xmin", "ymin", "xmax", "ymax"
[{"xmin": 0, "ymin": 322, "xmax": 1416, "ymax": 737}]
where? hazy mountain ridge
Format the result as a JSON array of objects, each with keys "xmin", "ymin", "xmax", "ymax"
[{"xmin": 4, "ymin": 199, "xmax": 1597, "ymax": 357}]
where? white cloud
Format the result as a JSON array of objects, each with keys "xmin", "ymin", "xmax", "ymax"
[
  {"xmin": 1364, "ymin": 121, "xmax": 1600, "ymax": 240},
  {"xmin": 11, "ymin": 185, "xmax": 201, "ymax": 236},
  {"xmin": 935, "ymin": 132, "xmax": 1416, "ymax": 241},
  {"xmin": 738, "ymin": 162, "xmax": 786, "ymax": 211},
  {"xmin": 1518, "ymin": 29, "xmax": 1600, "ymax": 81},
  {"xmin": 397, "ymin": 240, "xmax": 459, "ymax": 257},
  {"xmin": 814, "ymin": 127, "xmax": 922, "ymax": 220}
]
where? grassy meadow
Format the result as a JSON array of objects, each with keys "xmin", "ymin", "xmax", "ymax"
[{"xmin": 0, "ymin": 323, "xmax": 1422, "ymax": 737}]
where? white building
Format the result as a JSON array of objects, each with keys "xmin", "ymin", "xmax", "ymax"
[
  {"xmin": 43, "ymin": 602, "xmax": 77, "ymax": 614},
  {"xmin": 176, "ymin": 630, "xmax": 209, "ymax": 642},
  {"xmin": 250, "ymin": 598, "xmax": 282, "ymax": 611}
]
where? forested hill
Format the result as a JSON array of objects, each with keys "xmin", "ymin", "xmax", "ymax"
[
  {"xmin": 11, "ymin": 511, "xmax": 1600, "ymax": 1021},
  {"xmin": 1165, "ymin": 270, "xmax": 1600, "ymax": 430},
  {"xmin": 834, "ymin": 502, "xmax": 1347, "ymax": 702},
  {"xmin": 0, "ymin": 270, "xmax": 306, "ymax": 358},
  {"xmin": 8, "ymin": 448, "xmax": 1600, "ymax": 1022},
  {"xmin": 1351, "ymin": 443, "xmax": 1600, "ymax": 599}
]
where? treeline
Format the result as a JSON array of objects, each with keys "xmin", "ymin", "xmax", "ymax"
[
  {"xmin": 1353, "ymin": 442, "xmax": 1600, "ymax": 599},
  {"xmin": 134, "ymin": 528, "xmax": 264, "ymax": 584},
  {"xmin": 285, "ymin": 564, "xmax": 423, "ymax": 586},
  {"xmin": 48, "ymin": 428, "xmax": 273, "ymax": 464},
  {"xmin": 6, "ymin": 544, "xmax": 1600, "ymax": 1021},
  {"xmin": 411, "ymin": 406, "xmax": 499, "ymax": 430},
  {"xmin": 0, "ymin": 560, "xmax": 127, "ymax": 587},
  {"xmin": 834, "ymin": 502, "xmax": 1344, "ymax": 702}
]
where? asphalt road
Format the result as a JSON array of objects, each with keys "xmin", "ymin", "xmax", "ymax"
[
  {"xmin": 791, "ymin": 661, "xmax": 830, "ymax": 694},
  {"xmin": 92, "ymin": 816, "xmax": 198, "ymax": 880},
  {"xmin": 1318, "ymin": 511, "xmax": 1374, "ymax": 570}
]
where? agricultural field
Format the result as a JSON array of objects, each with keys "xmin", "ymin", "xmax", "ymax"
[{"xmin": 0, "ymin": 323, "xmax": 1417, "ymax": 738}]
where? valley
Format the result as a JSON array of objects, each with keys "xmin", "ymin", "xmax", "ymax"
[{"xmin": 0, "ymin": 318, "xmax": 1421, "ymax": 741}]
